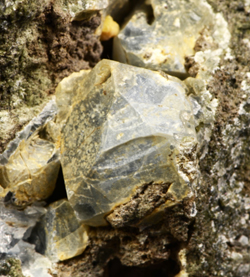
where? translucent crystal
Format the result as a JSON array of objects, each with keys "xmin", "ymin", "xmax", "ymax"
[
  {"xmin": 0, "ymin": 199, "xmax": 46, "ymax": 254},
  {"xmin": 28, "ymin": 199, "xmax": 88, "ymax": 262},
  {"xmin": 61, "ymin": 0, "xmax": 109, "ymax": 20},
  {"xmin": 113, "ymin": 0, "xmax": 214, "ymax": 75},
  {"xmin": 0, "ymin": 100, "xmax": 60, "ymax": 208},
  {"xmin": 60, "ymin": 59, "xmax": 197, "ymax": 226},
  {"xmin": 0, "ymin": 200, "xmax": 54, "ymax": 276}
]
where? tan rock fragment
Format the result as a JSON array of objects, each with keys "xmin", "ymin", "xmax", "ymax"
[{"xmin": 100, "ymin": 15, "xmax": 120, "ymax": 41}]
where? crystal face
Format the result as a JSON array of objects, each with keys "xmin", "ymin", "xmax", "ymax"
[
  {"xmin": 28, "ymin": 199, "xmax": 88, "ymax": 262},
  {"xmin": 0, "ymin": 100, "xmax": 60, "ymax": 208},
  {"xmin": 113, "ymin": 0, "xmax": 214, "ymax": 75},
  {"xmin": 60, "ymin": 59, "xmax": 197, "ymax": 226}
]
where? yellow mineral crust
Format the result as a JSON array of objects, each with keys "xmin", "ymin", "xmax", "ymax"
[{"xmin": 100, "ymin": 15, "xmax": 120, "ymax": 41}]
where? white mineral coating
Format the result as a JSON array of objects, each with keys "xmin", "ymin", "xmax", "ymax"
[
  {"xmin": 60, "ymin": 59, "xmax": 197, "ymax": 226},
  {"xmin": 113, "ymin": 0, "xmax": 226, "ymax": 76},
  {"xmin": 60, "ymin": 0, "xmax": 127, "ymax": 21},
  {"xmin": 31, "ymin": 199, "xmax": 89, "ymax": 262},
  {"xmin": 55, "ymin": 69, "xmax": 90, "ymax": 125},
  {"xmin": 0, "ymin": 100, "xmax": 60, "ymax": 207},
  {"xmin": 60, "ymin": 0, "xmax": 109, "ymax": 20},
  {"xmin": 184, "ymin": 77, "xmax": 218, "ymax": 153},
  {"xmin": 238, "ymin": 235, "xmax": 249, "ymax": 246},
  {"xmin": 0, "ymin": 200, "xmax": 46, "ymax": 254}
]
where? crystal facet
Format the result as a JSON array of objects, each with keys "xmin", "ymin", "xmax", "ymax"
[
  {"xmin": 28, "ymin": 199, "xmax": 88, "ymax": 262},
  {"xmin": 60, "ymin": 59, "xmax": 197, "ymax": 226},
  {"xmin": 0, "ymin": 100, "xmax": 60, "ymax": 208},
  {"xmin": 113, "ymin": 0, "xmax": 214, "ymax": 75}
]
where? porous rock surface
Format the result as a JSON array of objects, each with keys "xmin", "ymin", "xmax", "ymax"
[
  {"xmin": 60, "ymin": 59, "xmax": 198, "ymax": 227},
  {"xmin": 0, "ymin": 0, "xmax": 102, "ymax": 154}
]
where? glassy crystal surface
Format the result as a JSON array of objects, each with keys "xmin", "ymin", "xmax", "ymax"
[
  {"xmin": 28, "ymin": 199, "xmax": 88, "ymax": 262},
  {"xmin": 61, "ymin": 0, "xmax": 128, "ymax": 21},
  {"xmin": 0, "ymin": 100, "xmax": 60, "ymax": 208},
  {"xmin": 113, "ymin": 0, "xmax": 214, "ymax": 75},
  {"xmin": 0, "ymin": 200, "xmax": 46, "ymax": 254},
  {"xmin": 60, "ymin": 59, "xmax": 197, "ymax": 226}
]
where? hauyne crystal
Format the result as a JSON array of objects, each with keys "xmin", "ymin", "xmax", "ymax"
[{"xmin": 60, "ymin": 59, "xmax": 198, "ymax": 226}]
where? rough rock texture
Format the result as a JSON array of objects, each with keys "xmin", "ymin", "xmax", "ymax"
[
  {"xmin": 0, "ymin": 0, "xmax": 102, "ymax": 153},
  {"xmin": 57, "ymin": 200, "xmax": 194, "ymax": 277},
  {"xmin": 60, "ymin": 59, "xmax": 198, "ymax": 227},
  {"xmin": 184, "ymin": 1, "xmax": 250, "ymax": 276}
]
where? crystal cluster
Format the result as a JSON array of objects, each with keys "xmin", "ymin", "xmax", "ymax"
[
  {"xmin": 0, "ymin": 58, "xmax": 198, "ymax": 263},
  {"xmin": 1, "ymin": 0, "xmax": 234, "ymax": 269},
  {"xmin": 28, "ymin": 199, "xmax": 89, "ymax": 262}
]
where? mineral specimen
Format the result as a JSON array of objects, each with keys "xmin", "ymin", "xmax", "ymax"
[
  {"xmin": 61, "ymin": 0, "xmax": 128, "ymax": 21},
  {"xmin": 113, "ymin": 0, "xmax": 220, "ymax": 76},
  {"xmin": 0, "ymin": 70, "xmax": 93, "ymax": 208},
  {"xmin": 55, "ymin": 69, "xmax": 91, "ymax": 125},
  {"xmin": 0, "ymin": 199, "xmax": 46, "ymax": 254},
  {"xmin": 60, "ymin": 59, "xmax": 198, "ymax": 227},
  {"xmin": 0, "ymin": 199, "xmax": 53, "ymax": 277},
  {"xmin": 28, "ymin": 199, "xmax": 89, "ymax": 262}
]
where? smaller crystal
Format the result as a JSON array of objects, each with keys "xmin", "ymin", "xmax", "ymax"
[
  {"xmin": 113, "ymin": 0, "xmax": 214, "ymax": 75},
  {"xmin": 27, "ymin": 199, "xmax": 88, "ymax": 262}
]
